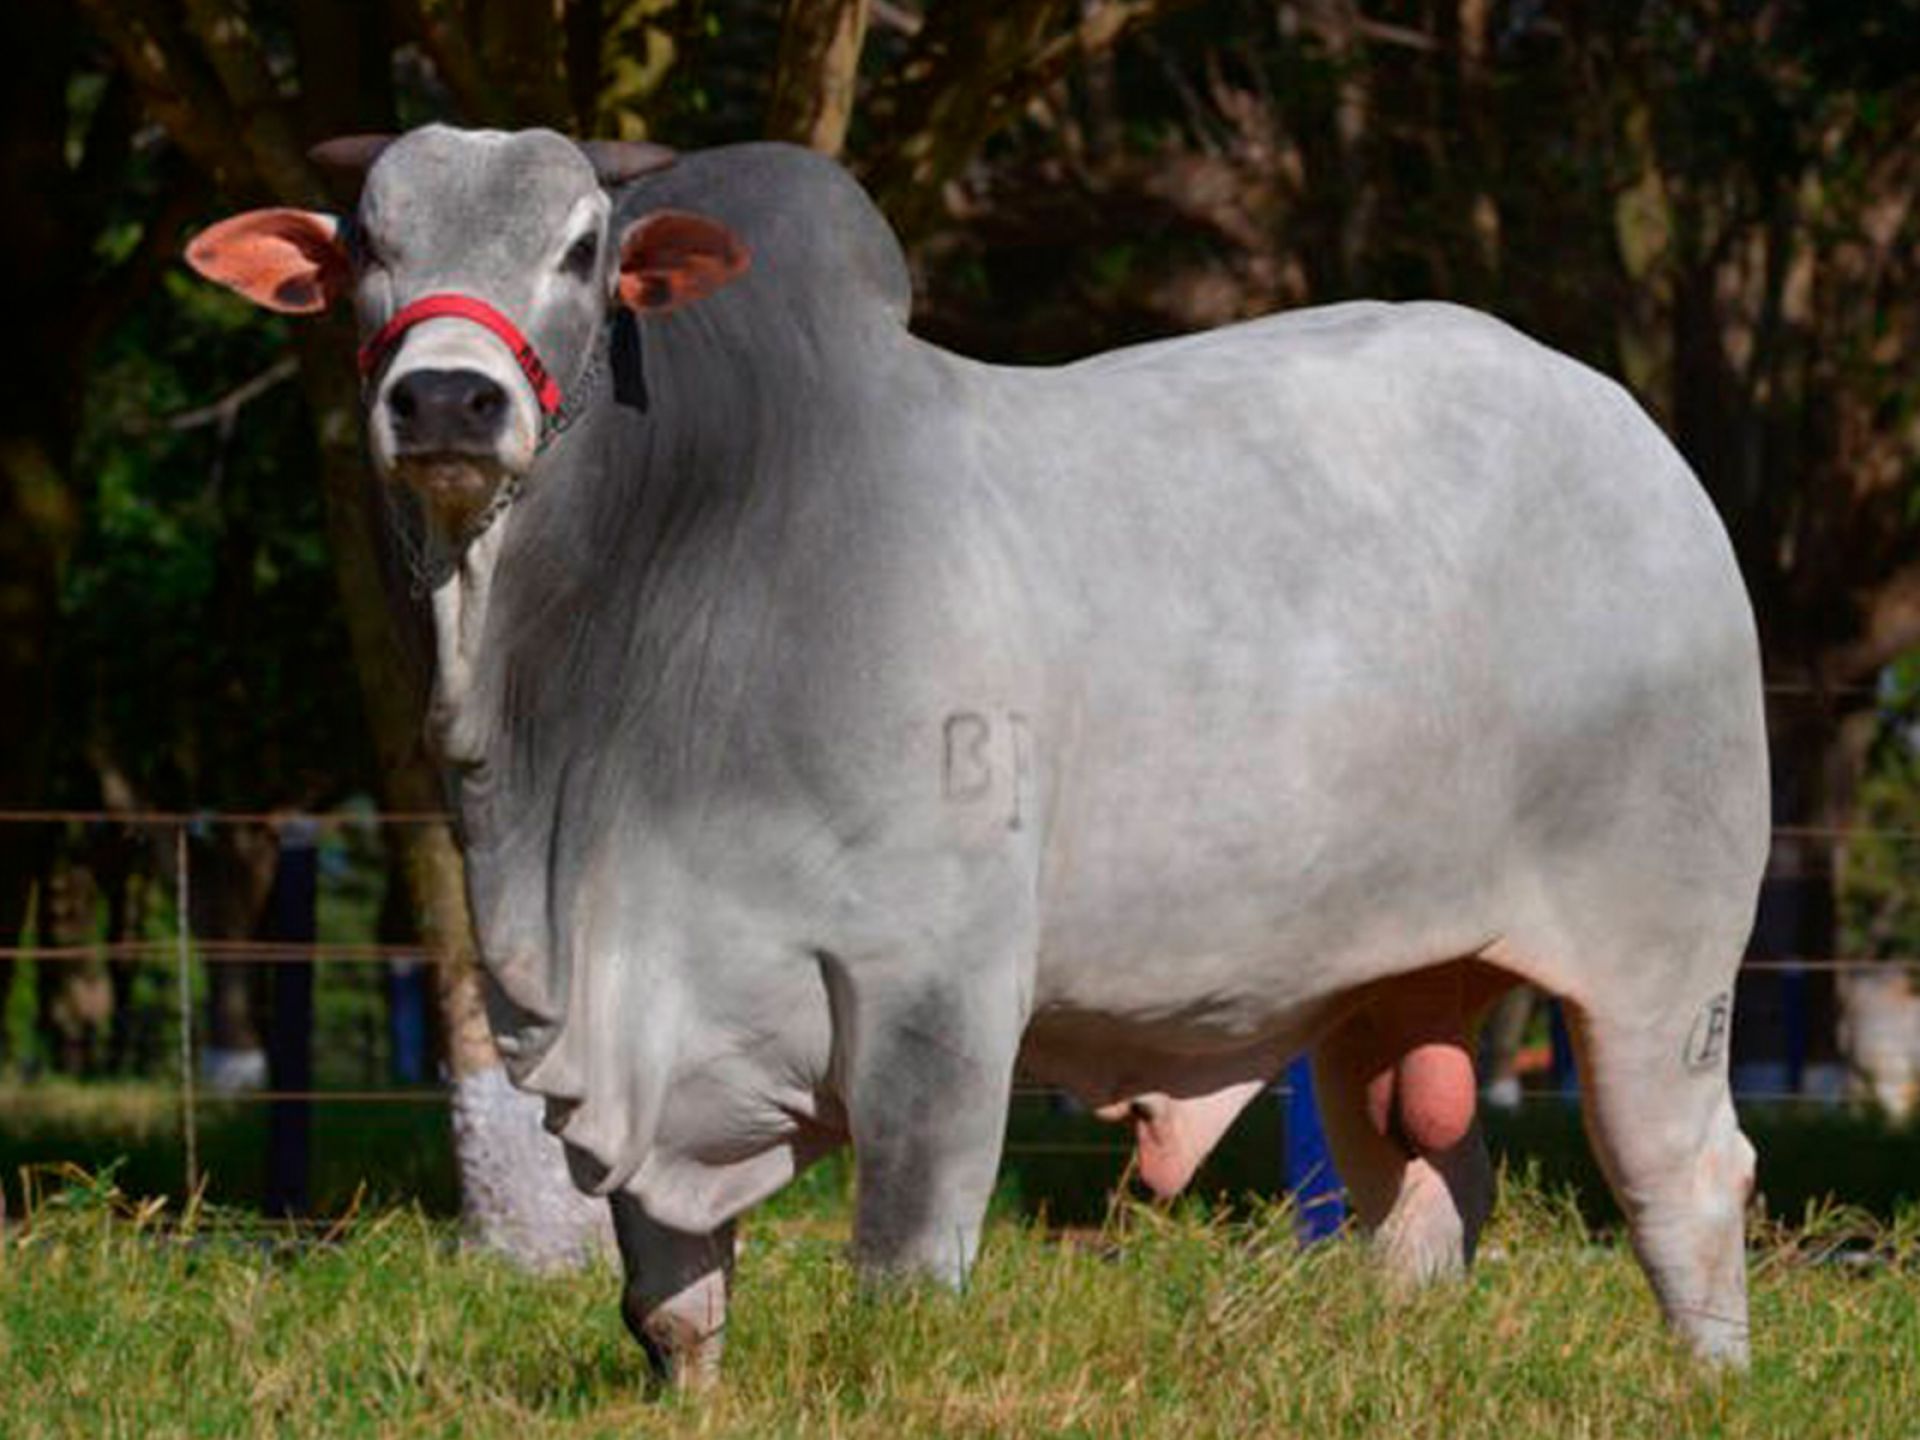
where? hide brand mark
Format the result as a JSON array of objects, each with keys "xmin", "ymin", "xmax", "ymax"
[
  {"xmin": 1007, "ymin": 713, "xmax": 1032, "ymax": 832},
  {"xmin": 942, "ymin": 711, "xmax": 1034, "ymax": 830},
  {"xmin": 1683, "ymin": 991, "xmax": 1731, "ymax": 1072},
  {"xmin": 943, "ymin": 713, "xmax": 992, "ymax": 802}
]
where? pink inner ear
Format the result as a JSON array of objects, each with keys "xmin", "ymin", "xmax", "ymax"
[
  {"xmin": 617, "ymin": 210, "xmax": 750, "ymax": 313},
  {"xmin": 186, "ymin": 209, "xmax": 347, "ymax": 314}
]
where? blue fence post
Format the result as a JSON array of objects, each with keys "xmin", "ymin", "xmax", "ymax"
[
  {"xmin": 1548, "ymin": 999, "xmax": 1577, "ymax": 1100},
  {"xmin": 264, "ymin": 818, "xmax": 318, "ymax": 1218},
  {"xmin": 387, "ymin": 958, "xmax": 429, "ymax": 1085},
  {"xmin": 1282, "ymin": 1056, "xmax": 1345, "ymax": 1242},
  {"xmin": 1782, "ymin": 961, "xmax": 1809, "ymax": 1095}
]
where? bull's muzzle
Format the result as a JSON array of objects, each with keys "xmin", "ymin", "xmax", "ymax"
[
  {"xmin": 389, "ymin": 367, "xmax": 509, "ymax": 451},
  {"xmin": 385, "ymin": 366, "xmax": 514, "ymax": 523}
]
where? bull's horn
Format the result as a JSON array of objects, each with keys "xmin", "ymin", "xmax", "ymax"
[
  {"xmin": 309, "ymin": 133, "xmax": 396, "ymax": 175},
  {"xmin": 580, "ymin": 139, "xmax": 678, "ymax": 186}
]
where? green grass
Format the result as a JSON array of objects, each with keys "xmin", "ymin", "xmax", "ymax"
[
  {"xmin": 2, "ymin": 1166, "xmax": 1917, "ymax": 1438},
  {"xmin": 4, "ymin": 1082, "xmax": 1918, "ymax": 1435}
]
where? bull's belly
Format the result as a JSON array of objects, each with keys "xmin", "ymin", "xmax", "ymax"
[
  {"xmin": 1021, "ymin": 820, "xmax": 1509, "ymax": 1102},
  {"xmin": 1025, "ymin": 694, "xmax": 1515, "ymax": 1017},
  {"xmin": 1016, "ymin": 990, "xmax": 1335, "ymax": 1107},
  {"xmin": 1013, "ymin": 790, "xmax": 1526, "ymax": 1193},
  {"xmin": 1011, "ymin": 582, "xmax": 1765, "ymax": 1087}
]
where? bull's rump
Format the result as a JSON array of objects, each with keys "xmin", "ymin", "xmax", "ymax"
[{"xmin": 970, "ymin": 300, "xmax": 1768, "ymax": 1040}]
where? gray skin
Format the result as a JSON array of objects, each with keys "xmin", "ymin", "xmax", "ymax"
[{"xmin": 191, "ymin": 126, "xmax": 1769, "ymax": 1380}]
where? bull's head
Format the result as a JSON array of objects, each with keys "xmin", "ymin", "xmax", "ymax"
[{"xmin": 185, "ymin": 126, "xmax": 750, "ymax": 530}]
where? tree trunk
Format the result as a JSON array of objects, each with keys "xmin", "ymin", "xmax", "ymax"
[
  {"xmin": 0, "ymin": 0, "xmax": 83, "ymax": 1064},
  {"xmin": 0, "ymin": 435, "xmax": 70, "ymax": 1062},
  {"xmin": 767, "ymin": 0, "xmax": 871, "ymax": 156},
  {"xmin": 262, "ymin": 819, "xmax": 319, "ymax": 1216},
  {"xmin": 189, "ymin": 822, "xmax": 278, "ymax": 1090},
  {"xmin": 863, "ymin": 0, "xmax": 1074, "ymax": 241},
  {"xmin": 294, "ymin": 329, "xmax": 611, "ymax": 1263},
  {"xmin": 36, "ymin": 849, "xmax": 112, "ymax": 1074}
]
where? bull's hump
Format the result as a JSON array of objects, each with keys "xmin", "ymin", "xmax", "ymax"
[
  {"xmin": 364, "ymin": 127, "xmax": 596, "ymax": 239},
  {"xmin": 614, "ymin": 142, "xmax": 914, "ymax": 327}
]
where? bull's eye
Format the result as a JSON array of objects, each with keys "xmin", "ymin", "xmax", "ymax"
[
  {"xmin": 353, "ymin": 225, "xmax": 386, "ymax": 270},
  {"xmin": 562, "ymin": 234, "xmax": 598, "ymax": 281}
]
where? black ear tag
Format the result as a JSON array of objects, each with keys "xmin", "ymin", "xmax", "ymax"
[{"xmin": 611, "ymin": 309, "xmax": 648, "ymax": 412}]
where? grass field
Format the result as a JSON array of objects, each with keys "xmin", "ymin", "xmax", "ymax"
[
  {"xmin": 3, "ymin": 1083, "xmax": 1919, "ymax": 1436},
  {"xmin": 2, "ymin": 1158, "xmax": 1918, "ymax": 1439}
]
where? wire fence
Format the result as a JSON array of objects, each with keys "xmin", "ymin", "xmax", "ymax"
[{"xmin": 1, "ymin": 772, "xmax": 1916, "ymax": 1204}]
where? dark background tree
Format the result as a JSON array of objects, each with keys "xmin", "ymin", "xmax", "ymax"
[
  {"xmin": 9, "ymin": 0, "xmax": 1918, "ymax": 1213},
  {"xmin": 893, "ymin": 0, "xmax": 1920, "ymax": 1085}
]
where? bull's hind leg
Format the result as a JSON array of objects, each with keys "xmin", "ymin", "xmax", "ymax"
[
  {"xmin": 1565, "ymin": 984, "xmax": 1755, "ymax": 1365},
  {"xmin": 1310, "ymin": 964, "xmax": 1499, "ymax": 1284}
]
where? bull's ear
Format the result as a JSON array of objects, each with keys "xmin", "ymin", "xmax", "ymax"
[
  {"xmin": 615, "ymin": 209, "xmax": 749, "ymax": 314},
  {"xmin": 184, "ymin": 209, "xmax": 349, "ymax": 314}
]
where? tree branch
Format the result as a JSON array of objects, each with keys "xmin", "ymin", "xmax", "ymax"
[
  {"xmin": 72, "ymin": 69, "xmax": 136, "ymax": 231},
  {"xmin": 178, "ymin": 0, "xmax": 326, "ymax": 204},
  {"xmin": 164, "ymin": 357, "xmax": 301, "ymax": 433},
  {"xmin": 566, "ymin": 0, "xmax": 607, "ymax": 135},
  {"xmin": 767, "ymin": 0, "xmax": 871, "ymax": 155},
  {"xmin": 1023, "ymin": 0, "xmax": 1201, "ymax": 94},
  {"xmin": 389, "ymin": 0, "xmax": 513, "ymax": 123},
  {"xmin": 76, "ymin": 161, "xmax": 212, "ymax": 361},
  {"xmin": 292, "ymin": 0, "xmax": 398, "ymax": 147},
  {"xmin": 864, "ymin": 0, "xmax": 1195, "ymax": 243},
  {"xmin": 1829, "ymin": 556, "xmax": 1920, "ymax": 684},
  {"xmin": 871, "ymin": 0, "xmax": 922, "ymax": 36},
  {"xmin": 473, "ymin": 0, "xmax": 569, "ymax": 129},
  {"xmin": 75, "ymin": 0, "xmax": 254, "ymax": 192}
]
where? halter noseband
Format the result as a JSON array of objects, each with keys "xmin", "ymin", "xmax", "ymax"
[{"xmin": 357, "ymin": 294, "xmax": 564, "ymax": 417}]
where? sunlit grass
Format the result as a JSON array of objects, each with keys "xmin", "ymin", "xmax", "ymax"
[{"xmin": 3, "ymin": 1164, "xmax": 1916, "ymax": 1439}]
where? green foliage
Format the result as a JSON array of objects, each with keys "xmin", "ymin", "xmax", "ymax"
[
  {"xmin": 60, "ymin": 267, "xmax": 370, "ymax": 809},
  {"xmin": 1841, "ymin": 661, "xmax": 1920, "ymax": 962}
]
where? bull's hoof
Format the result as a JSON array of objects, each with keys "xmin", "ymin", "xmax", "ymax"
[{"xmin": 622, "ymin": 1293, "xmax": 725, "ymax": 1392}]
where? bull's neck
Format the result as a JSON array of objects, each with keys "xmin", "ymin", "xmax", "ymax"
[
  {"xmin": 423, "ymin": 320, "xmax": 626, "ymax": 770},
  {"xmin": 422, "ymin": 353, "xmax": 760, "ymax": 780},
  {"xmin": 423, "ymin": 301, "xmax": 870, "ymax": 808}
]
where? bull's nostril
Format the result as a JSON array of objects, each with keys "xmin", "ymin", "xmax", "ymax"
[{"xmin": 387, "ymin": 368, "xmax": 507, "ymax": 448}]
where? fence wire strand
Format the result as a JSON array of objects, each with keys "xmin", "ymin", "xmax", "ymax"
[{"xmin": 0, "ymin": 803, "xmax": 1914, "ymax": 1177}]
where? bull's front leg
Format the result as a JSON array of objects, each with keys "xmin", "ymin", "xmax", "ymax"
[
  {"xmin": 609, "ymin": 1192, "xmax": 734, "ymax": 1391},
  {"xmin": 826, "ymin": 954, "xmax": 1025, "ymax": 1287}
]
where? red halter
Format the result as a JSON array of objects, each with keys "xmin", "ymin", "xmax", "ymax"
[{"xmin": 357, "ymin": 294, "xmax": 564, "ymax": 417}]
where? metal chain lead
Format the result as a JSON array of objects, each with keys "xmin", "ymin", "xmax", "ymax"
[{"xmin": 387, "ymin": 320, "xmax": 609, "ymax": 597}]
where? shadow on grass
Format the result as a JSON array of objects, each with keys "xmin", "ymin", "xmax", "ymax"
[
  {"xmin": 0, "ymin": 1082, "xmax": 457, "ymax": 1219},
  {"xmin": 5, "ymin": 1080, "xmax": 1917, "ymax": 1234},
  {"xmin": 992, "ymin": 1091, "xmax": 1920, "ymax": 1231}
]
